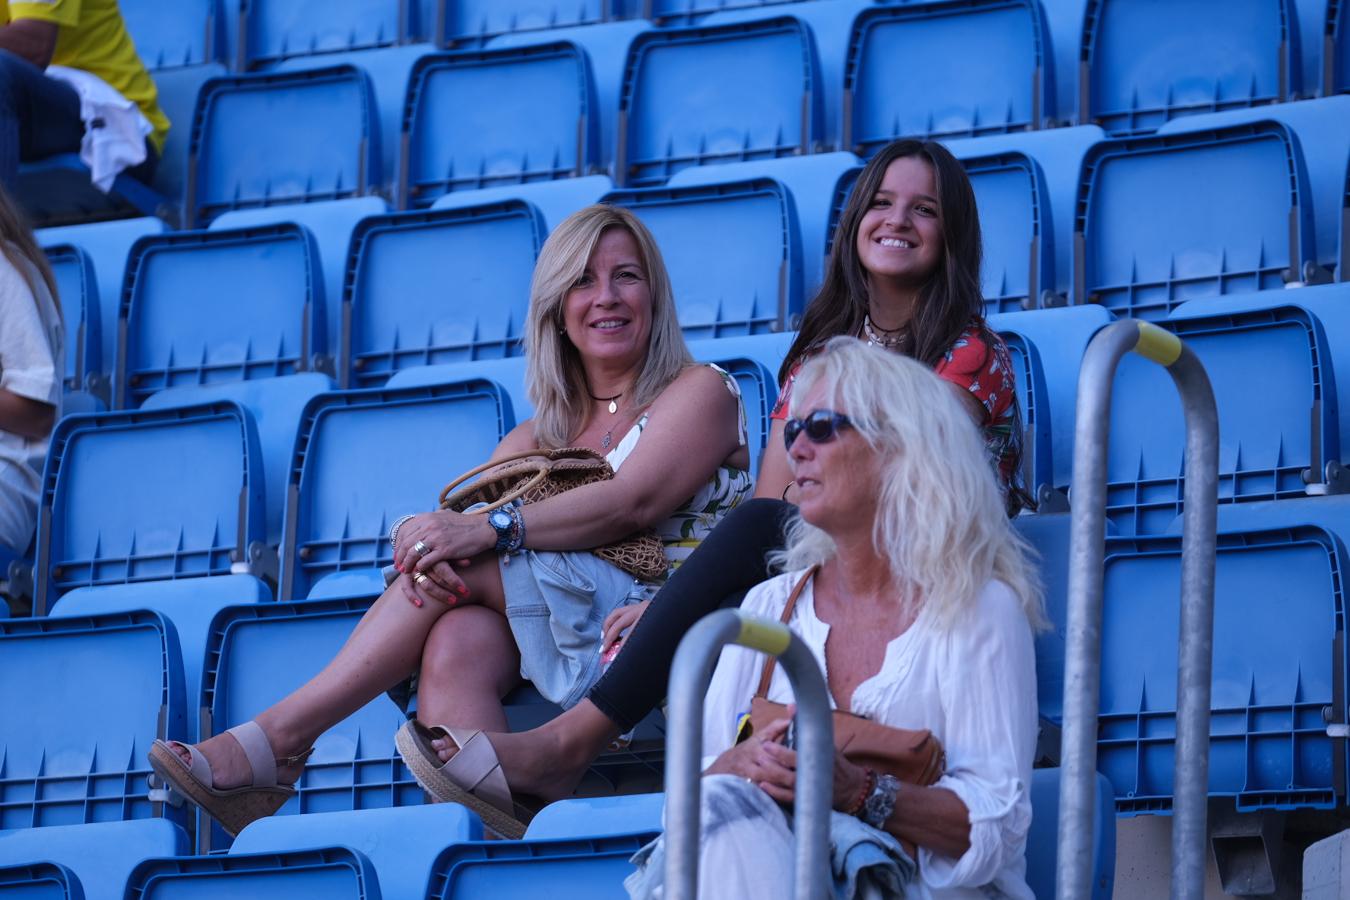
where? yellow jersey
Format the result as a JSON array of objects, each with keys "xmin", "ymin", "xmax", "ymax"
[{"xmin": 2, "ymin": 0, "xmax": 169, "ymax": 154}]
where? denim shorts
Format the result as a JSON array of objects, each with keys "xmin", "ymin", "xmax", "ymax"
[{"xmin": 499, "ymin": 549, "xmax": 657, "ymax": 709}]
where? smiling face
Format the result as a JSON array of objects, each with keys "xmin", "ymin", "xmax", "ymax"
[
  {"xmin": 855, "ymin": 155, "xmax": 944, "ymax": 294},
  {"xmin": 789, "ymin": 381, "xmax": 883, "ymax": 541},
  {"xmin": 561, "ymin": 226, "xmax": 654, "ymax": 372}
]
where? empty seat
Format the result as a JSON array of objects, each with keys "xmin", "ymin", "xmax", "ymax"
[
  {"xmin": 984, "ymin": 315, "xmax": 1053, "ymax": 504},
  {"xmin": 121, "ymin": 0, "xmax": 218, "ymax": 69},
  {"xmin": 0, "ymin": 820, "xmax": 188, "ymax": 900},
  {"xmin": 1024, "ymin": 769, "xmax": 1117, "ymax": 900},
  {"xmin": 0, "ymin": 862, "xmax": 79, "ymax": 898},
  {"xmin": 618, "ymin": 18, "xmax": 824, "ymax": 186},
  {"xmin": 232, "ymin": 805, "xmax": 482, "ymax": 898},
  {"xmin": 196, "ymin": 599, "xmax": 422, "ymax": 850},
  {"xmin": 51, "ymin": 575, "xmax": 270, "ymax": 743},
  {"xmin": 1091, "ymin": 301, "xmax": 1338, "ymax": 535},
  {"xmin": 1074, "ymin": 121, "xmax": 1315, "ymax": 319},
  {"xmin": 843, "ymin": 0, "xmax": 1054, "ymax": 154},
  {"xmin": 342, "ymin": 202, "xmax": 544, "ymax": 388},
  {"xmin": 115, "ymin": 225, "xmax": 327, "ymax": 408},
  {"xmin": 1081, "ymin": 0, "xmax": 1296, "ymax": 136},
  {"xmin": 402, "ymin": 44, "xmax": 599, "ymax": 208},
  {"xmin": 279, "ymin": 381, "xmax": 513, "ymax": 600},
  {"xmin": 386, "ymin": 357, "xmax": 532, "ymax": 421},
  {"xmin": 187, "ymin": 66, "xmax": 380, "ymax": 225},
  {"xmin": 34, "ymin": 402, "xmax": 266, "ymax": 614},
  {"xmin": 427, "ymin": 834, "xmax": 654, "ymax": 898},
  {"xmin": 431, "ymin": 174, "xmax": 614, "ymax": 233},
  {"xmin": 43, "ymin": 243, "xmax": 101, "ymax": 396},
  {"xmin": 0, "ymin": 611, "xmax": 187, "ymax": 829},
  {"xmin": 525, "ymin": 793, "xmax": 664, "ymax": 839},
  {"xmin": 650, "ymin": 0, "xmax": 812, "ymax": 24},
  {"xmin": 440, "ymin": 0, "xmax": 609, "ymax": 46},
  {"xmin": 212, "ymin": 197, "xmax": 392, "ymax": 357},
  {"xmin": 605, "ymin": 178, "xmax": 801, "ymax": 337},
  {"xmin": 242, "ymin": 0, "xmax": 405, "ymax": 67},
  {"xmin": 1094, "ymin": 525, "xmax": 1345, "ymax": 814},
  {"xmin": 686, "ymin": 332, "xmax": 795, "ymax": 383},
  {"xmin": 963, "ymin": 152, "xmax": 1055, "ymax": 313},
  {"xmin": 126, "ymin": 847, "xmax": 379, "ymax": 897}
]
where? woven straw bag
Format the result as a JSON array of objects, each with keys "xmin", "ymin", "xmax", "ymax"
[{"xmin": 439, "ymin": 447, "xmax": 669, "ymax": 582}]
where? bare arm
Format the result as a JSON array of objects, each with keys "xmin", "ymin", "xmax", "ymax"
[
  {"xmin": 0, "ymin": 387, "xmax": 55, "ymax": 441},
  {"xmin": 752, "ymin": 417, "xmax": 794, "ymax": 501},
  {"xmin": 0, "ymin": 19, "xmax": 59, "ymax": 69}
]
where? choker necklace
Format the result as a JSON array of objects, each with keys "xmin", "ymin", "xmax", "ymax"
[
  {"xmin": 863, "ymin": 314, "xmax": 911, "ymax": 351},
  {"xmin": 589, "ymin": 390, "xmax": 623, "ymax": 415}
]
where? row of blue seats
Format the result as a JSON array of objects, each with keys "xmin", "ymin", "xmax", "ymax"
[
  {"xmin": 0, "ymin": 775, "xmax": 1114, "ymax": 898},
  {"xmin": 27, "ymin": 0, "xmax": 1350, "ymax": 227},
  {"xmin": 35, "ymin": 98, "xmax": 1350, "ymax": 419}
]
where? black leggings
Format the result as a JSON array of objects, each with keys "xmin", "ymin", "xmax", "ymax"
[{"xmin": 586, "ymin": 498, "xmax": 795, "ymax": 732}]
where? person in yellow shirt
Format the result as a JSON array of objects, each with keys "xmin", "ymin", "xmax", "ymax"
[{"xmin": 0, "ymin": 0, "xmax": 168, "ymax": 188}]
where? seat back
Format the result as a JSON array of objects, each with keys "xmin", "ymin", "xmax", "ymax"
[
  {"xmin": 43, "ymin": 243, "xmax": 101, "ymax": 395},
  {"xmin": 341, "ymin": 202, "xmax": 544, "ymax": 389},
  {"xmin": 1026, "ymin": 769, "xmax": 1117, "ymax": 900},
  {"xmin": 188, "ymin": 67, "xmax": 379, "ymax": 225},
  {"xmin": 440, "ymin": 0, "xmax": 610, "ymax": 46},
  {"xmin": 280, "ymin": 381, "xmax": 513, "ymax": 600},
  {"xmin": 694, "ymin": 356, "xmax": 775, "ymax": 480},
  {"xmin": 1082, "ymin": 0, "xmax": 1296, "ymax": 135},
  {"xmin": 116, "ymin": 225, "xmax": 326, "ymax": 408},
  {"xmin": 618, "ymin": 18, "xmax": 823, "ymax": 186},
  {"xmin": 0, "ymin": 612, "xmax": 186, "ymax": 829},
  {"xmin": 0, "ymin": 819, "xmax": 188, "ymax": 900},
  {"xmin": 427, "ymin": 834, "xmax": 654, "ymax": 898},
  {"xmin": 126, "ymin": 847, "xmax": 380, "ymax": 897},
  {"xmin": 964, "ymin": 152, "xmax": 1054, "ymax": 313},
  {"xmin": 120, "ymin": 0, "xmax": 218, "ymax": 69},
  {"xmin": 242, "ymin": 0, "xmax": 406, "ymax": 67},
  {"xmin": 1075, "ymin": 122, "xmax": 1315, "ymax": 318},
  {"xmin": 35, "ymin": 403, "xmax": 266, "ymax": 614},
  {"xmin": 985, "ymin": 317, "xmax": 1053, "ymax": 501},
  {"xmin": 402, "ymin": 44, "xmax": 599, "ymax": 207},
  {"xmin": 844, "ymin": 0, "xmax": 1053, "ymax": 154},
  {"xmin": 605, "ymin": 178, "xmax": 801, "ymax": 337}
]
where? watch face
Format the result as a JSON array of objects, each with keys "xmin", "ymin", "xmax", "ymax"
[{"xmin": 489, "ymin": 511, "xmax": 512, "ymax": 530}]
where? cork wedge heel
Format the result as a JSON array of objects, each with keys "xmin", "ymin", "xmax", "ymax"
[{"xmin": 147, "ymin": 721, "xmax": 312, "ymax": 837}]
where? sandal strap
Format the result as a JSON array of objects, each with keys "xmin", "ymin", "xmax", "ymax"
[
  {"xmin": 226, "ymin": 721, "xmax": 280, "ymax": 789},
  {"xmin": 181, "ymin": 742, "xmax": 215, "ymax": 790},
  {"xmin": 441, "ymin": 728, "xmax": 513, "ymax": 815}
]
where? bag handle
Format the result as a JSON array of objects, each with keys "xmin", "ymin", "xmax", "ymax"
[
  {"xmin": 753, "ymin": 565, "xmax": 821, "ymax": 699},
  {"xmin": 438, "ymin": 449, "xmax": 553, "ymax": 512}
]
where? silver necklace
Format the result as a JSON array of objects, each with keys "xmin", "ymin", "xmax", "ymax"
[
  {"xmin": 597, "ymin": 397, "xmax": 626, "ymax": 450},
  {"xmin": 863, "ymin": 314, "xmax": 910, "ymax": 351}
]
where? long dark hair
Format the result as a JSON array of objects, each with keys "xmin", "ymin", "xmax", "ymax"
[
  {"xmin": 0, "ymin": 184, "xmax": 58, "ymax": 312},
  {"xmin": 779, "ymin": 139, "xmax": 985, "ymax": 385}
]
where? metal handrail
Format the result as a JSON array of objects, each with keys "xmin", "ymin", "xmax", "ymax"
[
  {"xmin": 665, "ymin": 608, "xmax": 834, "ymax": 899},
  {"xmin": 1056, "ymin": 320, "xmax": 1219, "ymax": 900}
]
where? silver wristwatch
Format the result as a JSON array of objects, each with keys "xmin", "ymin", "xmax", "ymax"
[{"xmin": 862, "ymin": 773, "xmax": 901, "ymax": 829}]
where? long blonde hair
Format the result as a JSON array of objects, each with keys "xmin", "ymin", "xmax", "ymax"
[
  {"xmin": 774, "ymin": 337, "xmax": 1046, "ymax": 631},
  {"xmin": 524, "ymin": 205, "xmax": 692, "ymax": 448},
  {"xmin": 0, "ymin": 184, "xmax": 59, "ymax": 312}
]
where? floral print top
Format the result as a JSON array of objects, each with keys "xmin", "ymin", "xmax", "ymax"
[
  {"xmin": 607, "ymin": 364, "xmax": 754, "ymax": 577},
  {"xmin": 770, "ymin": 325, "xmax": 1030, "ymax": 516}
]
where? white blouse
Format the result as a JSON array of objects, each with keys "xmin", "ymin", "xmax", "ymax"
[{"xmin": 701, "ymin": 569, "xmax": 1039, "ymax": 900}]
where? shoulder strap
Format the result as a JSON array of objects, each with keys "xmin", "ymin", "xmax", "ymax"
[{"xmin": 753, "ymin": 565, "xmax": 820, "ymax": 699}]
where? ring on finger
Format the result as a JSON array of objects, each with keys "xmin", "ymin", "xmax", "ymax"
[
  {"xmin": 412, "ymin": 540, "xmax": 431, "ymax": 558},
  {"xmin": 413, "ymin": 572, "xmax": 430, "ymax": 586}
]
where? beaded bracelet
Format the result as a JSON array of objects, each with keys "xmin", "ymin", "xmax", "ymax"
[
  {"xmin": 388, "ymin": 514, "xmax": 415, "ymax": 551},
  {"xmin": 844, "ymin": 767, "xmax": 877, "ymax": 817}
]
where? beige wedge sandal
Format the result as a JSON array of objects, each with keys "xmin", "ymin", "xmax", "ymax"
[
  {"xmin": 147, "ymin": 721, "xmax": 312, "ymax": 836},
  {"xmin": 395, "ymin": 720, "xmax": 532, "ymax": 839}
]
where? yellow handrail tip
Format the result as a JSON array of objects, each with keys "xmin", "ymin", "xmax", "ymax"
[
  {"xmin": 1134, "ymin": 321, "xmax": 1183, "ymax": 367},
  {"xmin": 736, "ymin": 615, "xmax": 793, "ymax": 656}
]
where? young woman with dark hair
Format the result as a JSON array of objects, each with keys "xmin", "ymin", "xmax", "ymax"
[{"xmin": 411, "ymin": 139, "xmax": 1032, "ymax": 824}]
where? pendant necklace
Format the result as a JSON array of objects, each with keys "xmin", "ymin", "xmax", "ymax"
[
  {"xmin": 863, "ymin": 314, "xmax": 911, "ymax": 352},
  {"xmin": 591, "ymin": 390, "xmax": 624, "ymax": 449}
]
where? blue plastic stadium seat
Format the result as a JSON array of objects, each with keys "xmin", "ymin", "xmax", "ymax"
[
  {"xmin": 126, "ymin": 848, "xmax": 379, "ymax": 897},
  {"xmin": 844, "ymin": 0, "xmax": 1053, "ymax": 154},
  {"xmin": 232, "ymin": 805, "xmax": 482, "ymax": 898},
  {"xmin": 120, "ymin": 0, "xmax": 217, "ymax": 69},
  {"xmin": 387, "ymin": 358, "xmax": 532, "ymax": 421},
  {"xmin": 1075, "ymin": 122, "xmax": 1316, "ymax": 319},
  {"xmin": 51, "ymin": 576, "xmax": 270, "ymax": 743},
  {"xmin": 0, "ymin": 611, "xmax": 187, "ymax": 829},
  {"xmin": 985, "ymin": 313, "xmax": 1053, "ymax": 503},
  {"xmin": 618, "ymin": 18, "xmax": 824, "ymax": 186},
  {"xmin": 651, "ymin": 0, "xmax": 813, "ymax": 24},
  {"xmin": 197, "ymin": 599, "xmax": 421, "ymax": 850},
  {"xmin": 440, "ymin": 0, "xmax": 610, "ymax": 46},
  {"xmin": 604, "ymin": 178, "xmax": 801, "ymax": 337},
  {"xmin": 1025, "ymin": 769, "xmax": 1117, "ymax": 900},
  {"xmin": 1087, "ymin": 302, "xmax": 1337, "ymax": 535},
  {"xmin": 242, "ymin": 0, "xmax": 406, "ymax": 68},
  {"xmin": 1081, "ymin": 0, "xmax": 1296, "ymax": 136},
  {"xmin": 13, "ymin": 158, "xmax": 171, "ymax": 229},
  {"xmin": 690, "ymin": 355, "xmax": 774, "ymax": 479},
  {"xmin": 42, "ymin": 244, "xmax": 101, "ymax": 396},
  {"xmin": 212, "ymin": 197, "xmax": 392, "ymax": 357},
  {"xmin": 0, "ymin": 862, "xmax": 79, "ymax": 899},
  {"xmin": 525, "ymin": 793, "xmax": 664, "ymax": 839},
  {"xmin": 427, "ymin": 833, "xmax": 655, "ymax": 898},
  {"xmin": 187, "ymin": 66, "xmax": 380, "ymax": 225},
  {"xmin": 0, "ymin": 820, "xmax": 188, "ymax": 900},
  {"xmin": 115, "ymin": 225, "xmax": 327, "ymax": 408},
  {"xmin": 1333, "ymin": 0, "xmax": 1349, "ymax": 95},
  {"xmin": 279, "ymin": 381, "xmax": 513, "ymax": 600},
  {"xmin": 1095, "ymin": 525, "xmax": 1346, "ymax": 814},
  {"xmin": 37, "ymin": 218, "xmax": 165, "ymax": 381},
  {"xmin": 431, "ymin": 175, "xmax": 614, "ymax": 233},
  {"xmin": 34, "ymin": 402, "xmax": 266, "ymax": 615},
  {"xmin": 402, "ymin": 44, "xmax": 599, "ymax": 207},
  {"xmin": 686, "ymin": 332, "xmax": 795, "ymax": 382},
  {"xmin": 142, "ymin": 374, "xmax": 336, "ymax": 548},
  {"xmin": 341, "ymin": 202, "xmax": 544, "ymax": 388}
]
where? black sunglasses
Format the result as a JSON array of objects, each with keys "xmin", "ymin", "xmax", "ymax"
[{"xmin": 784, "ymin": 410, "xmax": 853, "ymax": 450}]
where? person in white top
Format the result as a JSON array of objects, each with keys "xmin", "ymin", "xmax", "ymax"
[
  {"xmin": 0, "ymin": 182, "xmax": 62, "ymax": 561},
  {"xmin": 626, "ymin": 337, "xmax": 1048, "ymax": 900}
]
